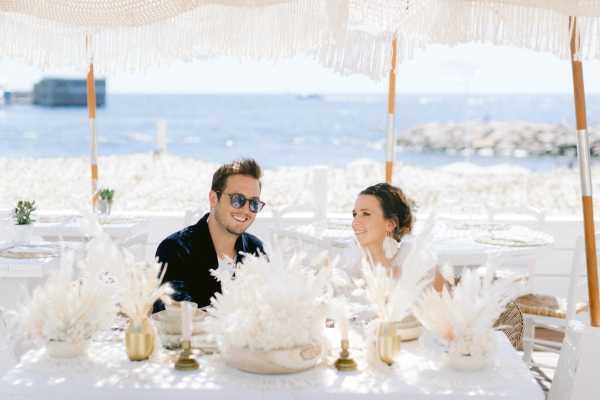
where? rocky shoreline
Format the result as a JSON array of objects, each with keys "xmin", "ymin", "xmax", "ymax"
[{"xmin": 398, "ymin": 121, "xmax": 600, "ymax": 157}]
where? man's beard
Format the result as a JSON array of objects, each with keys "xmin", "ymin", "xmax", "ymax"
[{"xmin": 213, "ymin": 207, "xmax": 246, "ymax": 236}]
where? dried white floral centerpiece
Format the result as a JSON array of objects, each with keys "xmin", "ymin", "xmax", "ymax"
[
  {"xmin": 205, "ymin": 252, "xmax": 330, "ymax": 374},
  {"xmin": 413, "ymin": 267, "xmax": 519, "ymax": 370},
  {"xmin": 358, "ymin": 222, "xmax": 437, "ymax": 321},
  {"xmin": 113, "ymin": 253, "xmax": 173, "ymax": 361},
  {"xmin": 18, "ymin": 238, "xmax": 118, "ymax": 358}
]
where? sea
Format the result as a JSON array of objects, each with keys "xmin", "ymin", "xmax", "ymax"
[{"xmin": 1, "ymin": 93, "xmax": 600, "ymax": 170}]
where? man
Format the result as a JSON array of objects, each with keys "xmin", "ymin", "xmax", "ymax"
[{"xmin": 154, "ymin": 158, "xmax": 266, "ymax": 311}]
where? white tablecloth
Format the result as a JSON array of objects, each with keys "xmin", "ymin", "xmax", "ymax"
[
  {"xmin": 0, "ymin": 332, "xmax": 543, "ymax": 399},
  {"xmin": 277, "ymin": 220, "xmax": 554, "ymax": 269},
  {"xmin": 33, "ymin": 218, "xmax": 146, "ymax": 241}
]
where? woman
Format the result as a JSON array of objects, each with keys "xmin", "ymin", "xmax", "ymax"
[
  {"xmin": 351, "ymin": 182, "xmax": 415, "ymax": 279},
  {"xmin": 334, "ymin": 183, "xmax": 443, "ymax": 328}
]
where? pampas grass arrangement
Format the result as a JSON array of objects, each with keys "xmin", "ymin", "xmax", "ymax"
[
  {"xmin": 413, "ymin": 267, "xmax": 520, "ymax": 369},
  {"xmin": 360, "ymin": 222, "xmax": 437, "ymax": 322}
]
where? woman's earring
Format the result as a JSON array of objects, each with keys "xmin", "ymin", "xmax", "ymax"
[{"xmin": 383, "ymin": 233, "xmax": 398, "ymax": 259}]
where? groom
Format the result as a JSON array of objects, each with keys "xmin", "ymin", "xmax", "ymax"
[{"xmin": 154, "ymin": 158, "xmax": 266, "ymax": 311}]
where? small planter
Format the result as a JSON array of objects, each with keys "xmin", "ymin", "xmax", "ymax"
[
  {"xmin": 96, "ymin": 199, "xmax": 112, "ymax": 216},
  {"xmin": 46, "ymin": 339, "xmax": 88, "ymax": 358},
  {"xmin": 13, "ymin": 224, "xmax": 34, "ymax": 245}
]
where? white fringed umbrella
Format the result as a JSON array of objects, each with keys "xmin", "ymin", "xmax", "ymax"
[
  {"xmin": 0, "ymin": 1, "xmax": 401, "ymax": 76},
  {"xmin": 0, "ymin": 1, "xmax": 404, "ymax": 205},
  {"xmin": 382, "ymin": 0, "xmax": 600, "ymax": 326},
  {"xmin": 2, "ymin": 1, "xmax": 600, "ymax": 325}
]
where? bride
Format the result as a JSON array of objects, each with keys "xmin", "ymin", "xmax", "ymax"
[{"xmin": 335, "ymin": 183, "xmax": 444, "ymax": 326}]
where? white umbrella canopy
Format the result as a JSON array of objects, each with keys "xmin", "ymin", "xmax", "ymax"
[
  {"xmin": 0, "ymin": 0, "xmax": 406, "ymax": 76},
  {"xmin": 395, "ymin": 1, "xmax": 600, "ymax": 60}
]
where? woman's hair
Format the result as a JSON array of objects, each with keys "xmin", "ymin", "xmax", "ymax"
[{"xmin": 360, "ymin": 183, "xmax": 415, "ymax": 241}]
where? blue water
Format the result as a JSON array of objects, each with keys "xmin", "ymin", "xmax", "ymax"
[{"xmin": 0, "ymin": 93, "xmax": 598, "ymax": 170}]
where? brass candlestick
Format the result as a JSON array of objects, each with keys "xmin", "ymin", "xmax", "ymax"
[
  {"xmin": 174, "ymin": 340, "xmax": 199, "ymax": 371},
  {"xmin": 334, "ymin": 339, "xmax": 357, "ymax": 371}
]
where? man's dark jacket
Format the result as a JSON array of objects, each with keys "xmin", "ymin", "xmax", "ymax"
[{"xmin": 154, "ymin": 213, "xmax": 265, "ymax": 311}]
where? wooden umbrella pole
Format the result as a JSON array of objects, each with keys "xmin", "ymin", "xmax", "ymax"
[
  {"xmin": 569, "ymin": 16, "xmax": 600, "ymax": 326},
  {"xmin": 385, "ymin": 35, "xmax": 398, "ymax": 184},
  {"xmin": 87, "ymin": 62, "xmax": 98, "ymax": 209}
]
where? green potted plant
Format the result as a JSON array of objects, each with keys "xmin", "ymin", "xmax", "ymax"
[
  {"xmin": 13, "ymin": 200, "xmax": 37, "ymax": 244},
  {"xmin": 96, "ymin": 188, "xmax": 115, "ymax": 216}
]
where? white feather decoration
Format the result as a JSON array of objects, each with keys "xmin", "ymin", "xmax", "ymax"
[
  {"xmin": 413, "ymin": 267, "xmax": 521, "ymax": 356},
  {"xmin": 112, "ymin": 251, "xmax": 173, "ymax": 322},
  {"xmin": 360, "ymin": 220, "xmax": 437, "ymax": 322},
  {"xmin": 205, "ymin": 251, "xmax": 330, "ymax": 352}
]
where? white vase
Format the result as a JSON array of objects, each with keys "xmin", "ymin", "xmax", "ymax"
[
  {"xmin": 46, "ymin": 339, "xmax": 88, "ymax": 358},
  {"xmin": 13, "ymin": 224, "xmax": 33, "ymax": 244},
  {"xmin": 375, "ymin": 320, "xmax": 402, "ymax": 366},
  {"xmin": 222, "ymin": 343, "xmax": 322, "ymax": 374}
]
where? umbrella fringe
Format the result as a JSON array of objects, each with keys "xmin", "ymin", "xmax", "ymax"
[
  {"xmin": 2, "ymin": 1, "xmax": 600, "ymax": 77},
  {"xmin": 401, "ymin": 1, "xmax": 600, "ymax": 61}
]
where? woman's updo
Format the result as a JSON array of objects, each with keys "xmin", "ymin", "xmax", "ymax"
[{"xmin": 360, "ymin": 183, "xmax": 415, "ymax": 242}]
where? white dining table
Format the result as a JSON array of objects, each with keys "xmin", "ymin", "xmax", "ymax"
[
  {"xmin": 0, "ymin": 242, "xmax": 62, "ymax": 310},
  {"xmin": 32, "ymin": 214, "xmax": 147, "ymax": 242},
  {"xmin": 275, "ymin": 219, "xmax": 554, "ymax": 270},
  {"xmin": 0, "ymin": 331, "xmax": 543, "ymax": 400}
]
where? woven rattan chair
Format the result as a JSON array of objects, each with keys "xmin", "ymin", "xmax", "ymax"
[
  {"xmin": 494, "ymin": 301, "xmax": 524, "ymax": 349},
  {"xmin": 519, "ymin": 235, "xmax": 593, "ymax": 370}
]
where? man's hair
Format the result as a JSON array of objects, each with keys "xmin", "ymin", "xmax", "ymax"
[{"xmin": 211, "ymin": 158, "xmax": 262, "ymax": 193}]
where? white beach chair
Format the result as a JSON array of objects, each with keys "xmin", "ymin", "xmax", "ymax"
[
  {"xmin": 486, "ymin": 205, "xmax": 546, "ymax": 292},
  {"xmin": 119, "ymin": 228, "xmax": 150, "ymax": 262},
  {"xmin": 0, "ymin": 307, "xmax": 17, "ymax": 374},
  {"xmin": 521, "ymin": 234, "xmax": 593, "ymax": 370},
  {"xmin": 270, "ymin": 166, "xmax": 329, "ymax": 250},
  {"xmin": 183, "ymin": 207, "xmax": 204, "ymax": 228}
]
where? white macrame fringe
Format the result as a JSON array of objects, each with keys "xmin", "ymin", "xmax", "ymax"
[{"xmin": 2, "ymin": 0, "xmax": 600, "ymax": 79}]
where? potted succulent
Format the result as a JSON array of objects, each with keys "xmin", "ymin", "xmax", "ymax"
[
  {"xmin": 96, "ymin": 188, "xmax": 115, "ymax": 216},
  {"xmin": 13, "ymin": 200, "xmax": 36, "ymax": 244}
]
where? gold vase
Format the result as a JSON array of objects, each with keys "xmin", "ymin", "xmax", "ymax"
[
  {"xmin": 125, "ymin": 318, "xmax": 155, "ymax": 361},
  {"xmin": 375, "ymin": 320, "xmax": 401, "ymax": 366}
]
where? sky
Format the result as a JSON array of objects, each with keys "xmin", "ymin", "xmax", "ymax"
[{"xmin": 2, "ymin": 43, "xmax": 600, "ymax": 94}]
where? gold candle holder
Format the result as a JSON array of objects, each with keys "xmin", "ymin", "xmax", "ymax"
[
  {"xmin": 175, "ymin": 340, "xmax": 199, "ymax": 371},
  {"xmin": 334, "ymin": 339, "xmax": 357, "ymax": 371}
]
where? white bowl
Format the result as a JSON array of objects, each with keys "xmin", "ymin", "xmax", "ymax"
[
  {"xmin": 222, "ymin": 343, "xmax": 322, "ymax": 374},
  {"xmin": 46, "ymin": 340, "xmax": 88, "ymax": 358},
  {"xmin": 152, "ymin": 309, "xmax": 206, "ymax": 335}
]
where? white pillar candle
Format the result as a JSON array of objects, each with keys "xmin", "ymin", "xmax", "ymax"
[
  {"xmin": 181, "ymin": 301, "xmax": 193, "ymax": 341},
  {"xmin": 338, "ymin": 302, "xmax": 349, "ymax": 341},
  {"xmin": 339, "ymin": 317, "xmax": 349, "ymax": 341}
]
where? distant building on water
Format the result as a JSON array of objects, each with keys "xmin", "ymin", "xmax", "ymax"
[{"xmin": 33, "ymin": 78, "xmax": 106, "ymax": 107}]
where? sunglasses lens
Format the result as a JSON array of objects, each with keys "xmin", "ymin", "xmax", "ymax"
[
  {"xmin": 249, "ymin": 199, "xmax": 264, "ymax": 213},
  {"xmin": 230, "ymin": 194, "xmax": 245, "ymax": 209}
]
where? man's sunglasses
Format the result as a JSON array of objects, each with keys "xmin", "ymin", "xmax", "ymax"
[{"xmin": 216, "ymin": 191, "xmax": 265, "ymax": 213}]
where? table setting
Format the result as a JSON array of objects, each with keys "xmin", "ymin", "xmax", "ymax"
[{"xmin": 0, "ymin": 221, "xmax": 543, "ymax": 399}]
